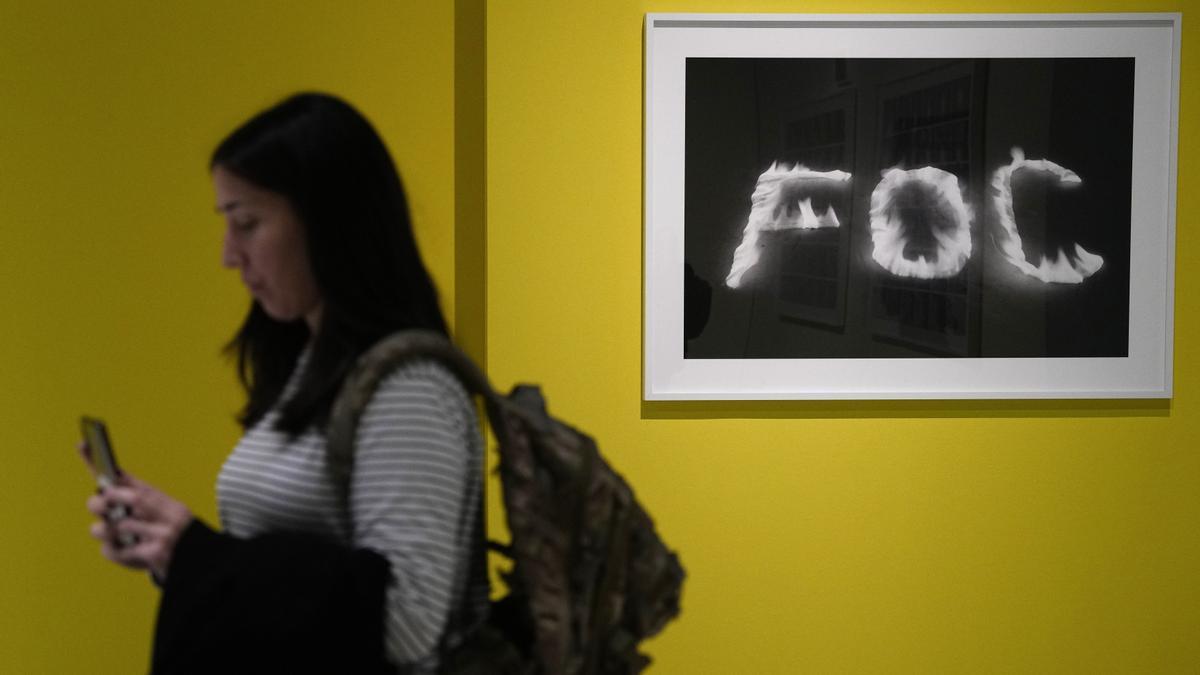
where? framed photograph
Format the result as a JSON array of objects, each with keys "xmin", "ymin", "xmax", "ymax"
[{"xmin": 644, "ymin": 13, "xmax": 1180, "ymax": 400}]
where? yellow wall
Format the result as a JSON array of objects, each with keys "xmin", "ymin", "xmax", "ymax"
[
  {"xmin": 2, "ymin": 0, "xmax": 1196, "ymax": 672},
  {"xmin": 485, "ymin": 1, "xmax": 1198, "ymax": 673},
  {"xmin": 0, "ymin": 2, "xmax": 456, "ymax": 671}
]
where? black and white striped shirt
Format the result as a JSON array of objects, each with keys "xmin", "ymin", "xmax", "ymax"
[{"xmin": 216, "ymin": 348, "xmax": 488, "ymax": 672}]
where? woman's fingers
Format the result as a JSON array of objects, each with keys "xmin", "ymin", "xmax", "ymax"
[
  {"xmin": 90, "ymin": 520, "xmax": 144, "ymax": 571},
  {"xmin": 113, "ymin": 518, "xmax": 179, "ymax": 576},
  {"xmin": 100, "ymin": 484, "xmax": 153, "ymax": 519},
  {"xmin": 101, "ymin": 539, "xmax": 149, "ymax": 570},
  {"xmin": 86, "ymin": 473, "xmax": 191, "ymax": 578},
  {"xmin": 91, "ymin": 514, "xmax": 160, "ymax": 570},
  {"xmin": 85, "ymin": 493, "xmax": 108, "ymax": 517},
  {"xmin": 102, "ymin": 484, "xmax": 137, "ymax": 503},
  {"xmin": 113, "ymin": 517, "xmax": 164, "ymax": 540},
  {"xmin": 104, "ymin": 476, "xmax": 176, "ymax": 519},
  {"xmin": 89, "ymin": 519, "xmax": 111, "ymax": 542}
]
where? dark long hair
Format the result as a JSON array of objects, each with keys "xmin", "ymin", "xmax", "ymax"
[{"xmin": 213, "ymin": 92, "xmax": 449, "ymax": 434}]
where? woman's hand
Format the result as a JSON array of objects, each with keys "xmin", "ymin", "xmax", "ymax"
[{"xmin": 86, "ymin": 472, "xmax": 193, "ymax": 581}]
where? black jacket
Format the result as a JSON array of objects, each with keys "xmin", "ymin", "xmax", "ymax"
[{"xmin": 150, "ymin": 519, "xmax": 394, "ymax": 675}]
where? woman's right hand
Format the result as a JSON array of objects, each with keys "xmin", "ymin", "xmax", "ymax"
[{"xmin": 85, "ymin": 471, "xmax": 193, "ymax": 581}]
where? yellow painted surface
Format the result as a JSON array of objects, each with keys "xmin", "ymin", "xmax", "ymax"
[
  {"xmin": 2, "ymin": 0, "xmax": 1196, "ymax": 672},
  {"xmin": 486, "ymin": 1, "xmax": 1198, "ymax": 673},
  {"xmin": 455, "ymin": 0, "xmax": 487, "ymax": 363},
  {"xmin": 0, "ymin": 2, "xmax": 454, "ymax": 671}
]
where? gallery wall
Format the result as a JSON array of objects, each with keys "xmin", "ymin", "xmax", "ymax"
[
  {"xmin": 0, "ymin": 1, "xmax": 1194, "ymax": 673},
  {"xmin": 0, "ymin": 3, "xmax": 458, "ymax": 671},
  {"xmin": 486, "ymin": 1, "xmax": 1197, "ymax": 672}
]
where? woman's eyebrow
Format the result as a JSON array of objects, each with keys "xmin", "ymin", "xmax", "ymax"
[{"xmin": 215, "ymin": 200, "xmax": 243, "ymax": 214}]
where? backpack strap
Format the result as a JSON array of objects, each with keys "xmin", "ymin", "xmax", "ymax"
[
  {"xmin": 326, "ymin": 330, "xmax": 509, "ymax": 502},
  {"xmin": 324, "ymin": 330, "xmax": 506, "ymax": 667}
]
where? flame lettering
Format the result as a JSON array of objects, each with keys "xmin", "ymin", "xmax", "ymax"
[
  {"xmin": 725, "ymin": 149, "xmax": 1109, "ymax": 289},
  {"xmin": 725, "ymin": 163, "xmax": 851, "ymax": 289},
  {"xmin": 990, "ymin": 147, "xmax": 1103, "ymax": 284},
  {"xmin": 868, "ymin": 167, "xmax": 973, "ymax": 279}
]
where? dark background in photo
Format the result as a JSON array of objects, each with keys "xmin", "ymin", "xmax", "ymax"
[{"xmin": 683, "ymin": 57, "xmax": 1134, "ymax": 359}]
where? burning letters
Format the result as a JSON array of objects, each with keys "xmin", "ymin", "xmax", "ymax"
[
  {"xmin": 725, "ymin": 163, "xmax": 851, "ymax": 289},
  {"xmin": 725, "ymin": 147, "xmax": 1103, "ymax": 287}
]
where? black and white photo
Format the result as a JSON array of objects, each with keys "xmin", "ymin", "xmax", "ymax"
[{"xmin": 645, "ymin": 14, "xmax": 1179, "ymax": 399}]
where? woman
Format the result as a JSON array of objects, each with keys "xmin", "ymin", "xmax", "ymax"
[{"xmin": 85, "ymin": 93, "xmax": 488, "ymax": 674}]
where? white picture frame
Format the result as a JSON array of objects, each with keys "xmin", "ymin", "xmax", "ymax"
[{"xmin": 644, "ymin": 13, "xmax": 1180, "ymax": 400}]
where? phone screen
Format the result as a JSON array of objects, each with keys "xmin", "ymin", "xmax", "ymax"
[
  {"xmin": 80, "ymin": 416, "xmax": 121, "ymax": 488},
  {"xmin": 80, "ymin": 416, "xmax": 137, "ymax": 546}
]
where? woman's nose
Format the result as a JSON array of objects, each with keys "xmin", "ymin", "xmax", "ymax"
[{"xmin": 221, "ymin": 227, "xmax": 241, "ymax": 269}]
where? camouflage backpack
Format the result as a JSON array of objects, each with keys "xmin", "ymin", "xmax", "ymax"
[{"xmin": 326, "ymin": 331, "xmax": 685, "ymax": 674}]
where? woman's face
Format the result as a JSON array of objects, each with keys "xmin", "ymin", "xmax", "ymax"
[{"xmin": 213, "ymin": 166, "xmax": 323, "ymax": 330}]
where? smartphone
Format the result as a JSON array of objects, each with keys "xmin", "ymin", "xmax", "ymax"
[{"xmin": 80, "ymin": 416, "xmax": 137, "ymax": 547}]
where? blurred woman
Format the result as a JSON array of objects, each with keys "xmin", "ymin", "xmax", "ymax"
[{"xmin": 86, "ymin": 92, "xmax": 487, "ymax": 674}]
